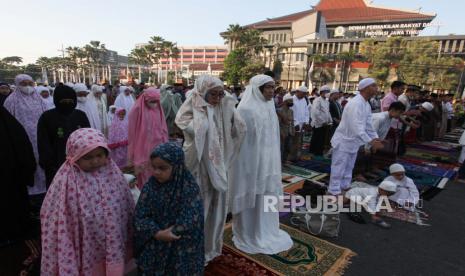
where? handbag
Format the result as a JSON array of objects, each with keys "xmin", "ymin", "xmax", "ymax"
[{"xmin": 290, "ymin": 207, "xmax": 340, "ymax": 238}]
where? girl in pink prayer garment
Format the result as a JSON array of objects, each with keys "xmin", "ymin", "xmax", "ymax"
[
  {"xmin": 108, "ymin": 108, "xmax": 129, "ymax": 168},
  {"xmin": 128, "ymin": 87, "xmax": 168, "ymax": 188},
  {"xmin": 40, "ymin": 128, "xmax": 134, "ymax": 276}
]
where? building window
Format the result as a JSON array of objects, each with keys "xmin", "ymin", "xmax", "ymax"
[
  {"xmin": 268, "ymin": 34, "xmax": 271, "ymax": 42},
  {"xmin": 279, "ymin": 34, "xmax": 283, "ymax": 42},
  {"xmin": 194, "ymin": 55, "xmax": 203, "ymax": 58},
  {"xmin": 284, "ymin": 34, "xmax": 287, "ymax": 42}
]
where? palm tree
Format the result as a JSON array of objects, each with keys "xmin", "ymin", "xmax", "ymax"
[
  {"xmin": 221, "ymin": 24, "xmax": 243, "ymax": 50},
  {"xmin": 144, "ymin": 36, "xmax": 179, "ymax": 84},
  {"xmin": 129, "ymin": 48, "xmax": 149, "ymax": 82}
]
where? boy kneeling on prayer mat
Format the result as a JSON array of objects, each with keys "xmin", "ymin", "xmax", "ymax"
[
  {"xmin": 345, "ymin": 181, "xmax": 397, "ymax": 229},
  {"xmin": 383, "ymin": 163, "xmax": 420, "ymax": 211}
]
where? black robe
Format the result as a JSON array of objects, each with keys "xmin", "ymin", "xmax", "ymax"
[
  {"xmin": 0, "ymin": 106, "xmax": 36, "ymax": 242},
  {"xmin": 37, "ymin": 84, "xmax": 91, "ymax": 187},
  {"xmin": 37, "ymin": 109, "xmax": 90, "ymax": 186}
]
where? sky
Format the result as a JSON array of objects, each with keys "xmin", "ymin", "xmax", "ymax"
[{"xmin": 1, "ymin": 0, "xmax": 464, "ymax": 64}]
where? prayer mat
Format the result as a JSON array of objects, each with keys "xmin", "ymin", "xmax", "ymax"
[
  {"xmin": 379, "ymin": 205, "xmax": 430, "ymax": 226},
  {"xmin": 399, "ymin": 157, "xmax": 459, "ymax": 170},
  {"xmin": 405, "ymin": 147, "xmax": 455, "ymax": 158},
  {"xmin": 282, "ymin": 174, "xmax": 305, "ymax": 187},
  {"xmin": 283, "ymin": 164, "xmax": 322, "ymax": 180},
  {"xmin": 293, "ymin": 160, "xmax": 331, "ymax": 174},
  {"xmin": 223, "ymin": 224, "xmax": 356, "ymax": 276},
  {"xmin": 403, "ymin": 151, "xmax": 458, "ymax": 165},
  {"xmin": 0, "ymin": 239, "xmax": 41, "ymax": 276},
  {"xmin": 398, "ymin": 160, "xmax": 457, "ymax": 179},
  {"xmin": 284, "ymin": 181, "xmax": 305, "ymax": 194},
  {"xmin": 205, "ymin": 246, "xmax": 278, "ymax": 276},
  {"xmin": 410, "ymin": 141, "xmax": 459, "ymax": 152}
]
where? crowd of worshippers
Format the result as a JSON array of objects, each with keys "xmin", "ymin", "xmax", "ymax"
[{"xmin": 0, "ymin": 72, "xmax": 461, "ymax": 274}]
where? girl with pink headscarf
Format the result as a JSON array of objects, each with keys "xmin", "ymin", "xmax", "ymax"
[
  {"xmin": 108, "ymin": 107, "xmax": 129, "ymax": 168},
  {"xmin": 40, "ymin": 128, "xmax": 134, "ymax": 276},
  {"xmin": 4, "ymin": 74, "xmax": 47, "ymax": 195},
  {"xmin": 128, "ymin": 87, "xmax": 168, "ymax": 188}
]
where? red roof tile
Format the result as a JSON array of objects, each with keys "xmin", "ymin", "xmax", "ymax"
[{"xmin": 246, "ymin": 0, "xmax": 435, "ymax": 28}]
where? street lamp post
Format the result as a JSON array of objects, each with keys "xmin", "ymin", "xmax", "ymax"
[{"xmin": 305, "ymin": 47, "xmax": 312, "ymax": 86}]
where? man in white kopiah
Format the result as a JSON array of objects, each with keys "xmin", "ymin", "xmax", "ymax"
[
  {"xmin": 229, "ymin": 74, "xmax": 293, "ymax": 254},
  {"xmin": 114, "ymin": 85, "xmax": 135, "ymax": 114},
  {"xmin": 90, "ymin": 84, "xmax": 108, "ymax": 135},
  {"xmin": 329, "ymin": 78, "xmax": 384, "ymax": 195},
  {"xmin": 73, "ymin": 83, "xmax": 102, "ymax": 131},
  {"xmin": 310, "ymin": 85, "xmax": 332, "ymax": 156},
  {"xmin": 175, "ymin": 75, "xmax": 246, "ymax": 263},
  {"xmin": 345, "ymin": 180, "xmax": 397, "ymax": 228},
  {"xmin": 290, "ymin": 85, "xmax": 310, "ymax": 160},
  {"xmin": 383, "ymin": 163, "xmax": 420, "ymax": 211}
]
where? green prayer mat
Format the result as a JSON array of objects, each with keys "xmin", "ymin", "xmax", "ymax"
[
  {"xmin": 223, "ymin": 224, "xmax": 355, "ymax": 276},
  {"xmin": 283, "ymin": 164, "xmax": 322, "ymax": 180}
]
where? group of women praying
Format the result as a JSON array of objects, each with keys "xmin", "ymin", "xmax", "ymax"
[{"xmin": 1, "ymin": 73, "xmax": 294, "ymax": 275}]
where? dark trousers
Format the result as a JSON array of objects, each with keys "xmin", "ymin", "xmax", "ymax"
[
  {"xmin": 281, "ymin": 135, "xmax": 292, "ymax": 162},
  {"xmin": 447, "ymin": 119, "xmax": 451, "ymax": 133},
  {"xmin": 309, "ymin": 126, "xmax": 328, "ymax": 156},
  {"xmin": 459, "ymin": 161, "xmax": 465, "ymax": 179}
]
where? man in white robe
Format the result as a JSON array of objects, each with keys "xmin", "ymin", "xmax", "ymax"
[
  {"xmin": 290, "ymin": 85, "xmax": 310, "ymax": 160},
  {"xmin": 175, "ymin": 75, "xmax": 246, "ymax": 263},
  {"xmin": 114, "ymin": 85, "xmax": 135, "ymax": 114},
  {"xmin": 73, "ymin": 83, "xmax": 101, "ymax": 131},
  {"xmin": 229, "ymin": 74, "xmax": 293, "ymax": 255},
  {"xmin": 383, "ymin": 163, "xmax": 420, "ymax": 211},
  {"xmin": 310, "ymin": 86, "xmax": 332, "ymax": 156},
  {"xmin": 329, "ymin": 78, "xmax": 383, "ymax": 195}
]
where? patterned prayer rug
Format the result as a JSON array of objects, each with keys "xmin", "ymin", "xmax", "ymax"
[
  {"xmin": 410, "ymin": 141, "xmax": 459, "ymax": 152},
  {"xmin": 379, "ymin": 205, "xmax": 430, "ymax": 226},
  {"xmin": 293, "ymin": 160, "xmax": 331, "ymax": 174},
  {"xmin": 205, "ymin": 247, "xmax": 278, "ymax": 276},
  {"xmin": 399, "ymin": 157, "xmax": 459, "ymax": 170},
  {"xmin": 223, "ymin": 224, "xmax": 356, "ymax": 276},
  {"xmin": 0, "ymin": 239, "xmax": 41, "ymax": 276},
  {"xmin": 283, "ymin": 165, "xmax": 322, "ymax": 180},
  {"xmin": 398, "ymin": 160, "xmax": 457, "ymax": 179},
  {"xmin": 282, "ymin": 174, "xmax": 305, "ymax": 188}
]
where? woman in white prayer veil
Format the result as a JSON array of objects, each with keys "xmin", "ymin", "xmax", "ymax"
[
  {"xmin": 229, "ymin": 74, "xmax": 293, "ymax": 255},
  {"xmin": 73, "ymin": 83, "xmax": 102, "ymax": 131},
  {"xmin": 90, "ymin": 84, "xmax": 108, "ymax": 135},
  {"xmin": 175, "ymin": 75, "xmax": 246, "ymax": 263},
  {"xmin": 36, "ymin": 85, "xmax": 55, "ymax": 110},
  {"xmin": 114, "ymin": 85, "xmax": 135, "ymax": 113}
]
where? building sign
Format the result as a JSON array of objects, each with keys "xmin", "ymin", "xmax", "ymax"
[
  {"xmin": 334, "ymin": 26, "xmax": 346, "ymax": 37},
  {"xmin": 343, "ymin": 22, "xmax": 433, "ymax": 37}
]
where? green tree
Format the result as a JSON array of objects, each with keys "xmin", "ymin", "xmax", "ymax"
[
  {"xmin": 222, "ymin": 24, "xmax": 268, "ymax": 85},
  {"xmin": 2, "ymin": 56, "xmax": 23, "ymax": 65},
  {"xmin": 223, "ymin": 49, "xmax": 248, "ymax": 85}
]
